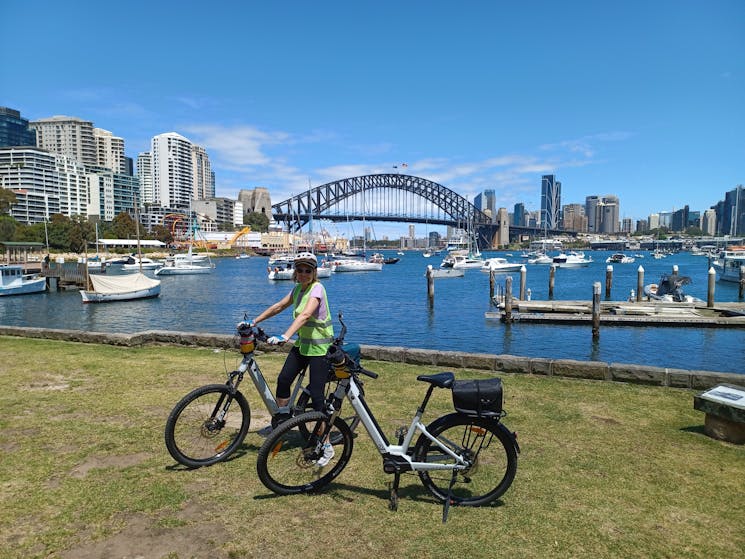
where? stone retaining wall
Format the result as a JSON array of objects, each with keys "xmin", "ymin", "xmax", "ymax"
[{"xmin": 1, "ymin": 326, "xmax": 742, "ymax": 390}]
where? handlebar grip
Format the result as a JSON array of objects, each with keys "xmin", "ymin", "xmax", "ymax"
[{"xmin": 359, "ymin": 367, "xmax": 378, "ymax": 379}]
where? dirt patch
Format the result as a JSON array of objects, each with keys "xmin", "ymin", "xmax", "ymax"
[
  {"xmin": 59, "ymin": 503, "xmax": 231, "ymax": 559},
  {"xmin": 70, "ymin": 453, "xmax": 151, "ymax": 479}
]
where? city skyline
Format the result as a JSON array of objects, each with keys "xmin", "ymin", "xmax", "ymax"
[{"xmin": 2, "ymin": 1, "xmax": 744, "ymax": 237}]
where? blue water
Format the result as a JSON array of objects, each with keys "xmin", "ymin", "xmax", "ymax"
[{"xmin": 1, "ymin": 250, "xmax": 743, "ymax": 374}]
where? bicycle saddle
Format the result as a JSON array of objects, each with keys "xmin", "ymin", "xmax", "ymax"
[{"xmin": 416, "ymin": 372, "xmax": 455, "ymax": 388}]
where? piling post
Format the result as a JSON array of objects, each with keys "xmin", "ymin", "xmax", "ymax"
[
  {"xmin": 504, "ymin": 276, "xmax": 513, "ymax": 322},
  {"xmin": 605, "ymin": 265, "xmax": 613, "ymax": 299},
  {"xmin": 636, "ymin": 265, "xmax": 644, "ymax": 302},
  {"xmin": 548, "ymin": 264, "xmax": 556, "ymax": 299},
  {"xmin": 740, "ymin": 266, "xmax": 745, "ymax": 299},
  {"xmin": 426, "ymin": 265, "xmax": 434, "ymax": 305},
  {"xmin": 519, "ymin": 265, "xmax": 527, "ymax": 300},
  {"xmin": 592, "ymin": 282, "xmax": 601, "ymax": 339},
  {"xmin": 707, "ymin": 267, "xmax": 716, "ymax": 308},
  {"xmin": 671, "ymin": 264, "xmax": 679, "ymax": 282},
  {"xmin": 489, "ymin": 268, "xmax": 495, "ymax": 299}
]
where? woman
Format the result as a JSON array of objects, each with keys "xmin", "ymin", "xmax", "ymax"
[{"xmin": 250, "ymin": 252, "xmax": 334, "ymax": 452}]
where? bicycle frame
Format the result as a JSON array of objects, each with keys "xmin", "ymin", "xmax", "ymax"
[
  {"xmin": 330, "ymin": 375, "xmax": 469, "ymax": 472},
  {"xmin": 233, "ymin": 349, "xmax": 307, "ymax": 417}
]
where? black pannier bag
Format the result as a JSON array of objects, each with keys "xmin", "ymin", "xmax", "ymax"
[{"xmin": 452, "ymin": 378, "xmax": 503, "ymax": 417}]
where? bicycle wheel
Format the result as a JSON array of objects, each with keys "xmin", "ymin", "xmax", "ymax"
[
  {"xmin": 412, "ymin": 413, "xmax": 517, "ymax": 506},
  {"xmin": 165, "ymin": 384, "xmax": 250, "ymax": 468},
  {"xmin": 295, "ymin": 388, "xmax": 362, "ymax": 444},
  {"xmin": 257, "ymin": 411, "xmax": 353, "ymax": 495}
]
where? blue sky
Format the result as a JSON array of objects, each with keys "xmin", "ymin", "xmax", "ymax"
[{"xmin": 3, "ymin": 0, "xmax": 743, "ymax": 237}]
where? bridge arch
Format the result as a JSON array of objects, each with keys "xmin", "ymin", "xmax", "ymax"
[{"xmin": 271, "ymin": 173, "xmax": 495, "ymax": 242}]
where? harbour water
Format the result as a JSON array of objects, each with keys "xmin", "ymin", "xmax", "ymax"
[{"xmin": 1, "ymin": 250, "xmax": 743, "ymax": 374}]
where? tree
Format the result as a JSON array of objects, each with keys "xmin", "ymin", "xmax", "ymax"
[
  {"xmin": 152, "ymin": 224, "xmax": 173, "ymax": 245},
  {"xmin": 110, "ymin": 212, "xmax": 138, "ymax": 239},
  {"xmin": 245, "ymin": 211, "xmax": 269, "ymax": 232},
  {"xmin": 68, "ymin": 215, "xmax": 95, "ymax": 253},
  {"xmin": 0, "ymin": 215, "xmax": 17, "ymax": 241},
  {"xmin": 47, "ymin": 214, "xmax": 71, "ymax": 250},
  {"xmin": 0, "ymin": 188, "xmax": 17, "ymax": 214}
]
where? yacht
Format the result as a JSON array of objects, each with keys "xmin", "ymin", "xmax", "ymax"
[
  {"xmin": 553, "ymin": 251, "xmax": 592, "ymax": 268},
  {"xmin": 606, "ymin": 253, "xmax": 635, "ymax": 264},
  {"xmin": 480, "ymin": 257, "xmax": 523, "ymax": 273}
]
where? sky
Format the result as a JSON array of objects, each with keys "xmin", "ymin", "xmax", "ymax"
[{"xmin": 2, "ymin": 0, "xmax": 744, "ymax": 238}]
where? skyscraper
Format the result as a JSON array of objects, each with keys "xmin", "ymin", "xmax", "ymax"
[
  {"xmin": 94, "ymin": 128, "xmax": 126, "ymax": 174},
  {"xmin": 0, "ymin": 107, "xmax": 36, "ymax": 147},
  {"xmin": 541, "ymin": 175, "xmax": 561, "ymax": 229}
]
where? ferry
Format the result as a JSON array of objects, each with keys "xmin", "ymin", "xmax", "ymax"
[{"xmin": 713, "ymin": 246, "xmax": 745, "ymax": 282}]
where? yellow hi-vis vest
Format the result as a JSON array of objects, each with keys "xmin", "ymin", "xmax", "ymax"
[{"xmin": 292, "ymin": 282, "xmax": 334, "ymax": 356}]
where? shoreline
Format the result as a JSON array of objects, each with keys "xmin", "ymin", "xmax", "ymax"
[{"xmin": 2, "ymin": 325, "xmax": 742, "ymax": 390}]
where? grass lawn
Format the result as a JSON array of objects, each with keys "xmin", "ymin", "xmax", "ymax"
[{"xmin": 0, "ymin": 336, "xmax": 743, "ymax": 559}]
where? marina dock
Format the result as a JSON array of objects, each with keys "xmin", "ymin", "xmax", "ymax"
[{"xmin": 486, "ymin": 300, "xmax": 745, "ymax": 327}]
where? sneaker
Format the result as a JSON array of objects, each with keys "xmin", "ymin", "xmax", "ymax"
[
  {"xmin": 315, "ymin": 443, "xmax": 334, "ymax": 467},
  {"xmin": 257, "ymin": 424, "xmax": 273, "ymax": 437}
]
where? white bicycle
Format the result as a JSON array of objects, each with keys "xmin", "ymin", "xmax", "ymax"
[
  {"xmin": 256, "ymin": 315, "xmax": 520, "ymax": 520},
  {"xmin": 164, "ymin": 317, "xmax": 361, "ymax": 468}
]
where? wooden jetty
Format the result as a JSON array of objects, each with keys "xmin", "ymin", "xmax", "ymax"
[{"xmin": 485, "ymin": 300, "xmax": 745, "ymax": 328}]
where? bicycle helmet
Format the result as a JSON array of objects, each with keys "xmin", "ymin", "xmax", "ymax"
[{"xmin": 294, "ymin": 252, "xmax": 318, "ymax": 268}]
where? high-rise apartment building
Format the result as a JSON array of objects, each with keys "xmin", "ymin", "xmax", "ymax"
[
  {"xmin": 151, "ymin": 132, "xmax": 194, "ymax": 209},
  {"xmin": 136, "ymin": 152, "xmax": 154, "ymax": 204},
  {"xmin": 0, "ymin": 107, "xmax": 36, "ymax": 147},
  {"xmin": 94, "ymin": 128, "xmax": 126, "ymax": 174},
  {"xmin": 192, "ymin": 144, "xmax": 214, "ymax": 200},
  {"xmin": 31, "ymin": 115, "xmax": 97, "ymax": 166},
  {"xmin": 541, "ymin": 175, "xmax": 561, "ymax": 229},
  {"xmin": 585, "ymin": 195, "xmax": 620, "ymax": 233}
]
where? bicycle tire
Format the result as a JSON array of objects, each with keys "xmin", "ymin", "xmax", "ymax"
[
  {"xmin": 413, "ymin": 413, "xmax": 517, "ymax": 506},
  {"xmin": 256, "ymin": 411, "xmax": 353, "ymax": 495},
  {"xmin": 164, "ymin": 384, "xmax": 250, "ymax": 468},
  {"xmin": 295, "ymin": 388, "xmax": 362, "ymax": 444}
]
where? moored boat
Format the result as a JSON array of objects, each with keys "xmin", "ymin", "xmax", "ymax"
[
  {"xmin": 712, "ymin": 246, "xmax": 745, "ymax": 283},
  {"xmin": 80, "ymin": 272, "xmax": 161, "ymax": 303},
  {"xmin": 480, "ymin": 257, "xmax": 523, "ymax": 273},
  {"xmin": 643, "ymin": 274, "xmax": 703, "ymax": 303},
  {"xmin": 553, "ymin": 251, "xmax": 592, "ymax": 268},
  {"xmin": 0, "ymin": 264, "xmax": 47, "ymax": 296},
  {"xmin": 606, "ymin": 253, "xmax": 635, "ymax": 264}
]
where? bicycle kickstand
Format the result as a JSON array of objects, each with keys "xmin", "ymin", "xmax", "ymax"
[
  {"xmin": 388, "ymin": 472, "xmax": 401, "ymax": 511},
  {"xmin": 442, "ymin": 470, "xmax": 458, "ymax": 523}
]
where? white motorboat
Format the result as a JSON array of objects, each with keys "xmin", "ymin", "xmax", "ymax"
[
  {"xmin": 606, "ymin": 253, "xmax": 635, "ymax": 264},
  {"xmin": 0, "ymin": 264, "xmax": 47, "ymax": 296},
  {"xmin": 268, "ymin": 258, "xmax": 333, "ymax": 280},
  {"xmin": 155, "ymin": 247, "xmax": 214, "ymax": 276},
  {"xmin": 122, "ymin": 255, "xmax": 161, "ymax": 270},
  {"xmin": 480, "ymin": 257, "xmax": 523, "ymax": 273},
  {"xmin": 527, "ymin": 252, "xmax": 553, "ymax": 265},
  {"xmin": 80, "ymin": 272, "xmax": 161, "ymax": 303},
  {"xmin": 553, "ymin": 251, "xmax": 592, "ymax": 268},
  {"xmin": 712, "ymin": 245, "xmax": 745, "ymax": 282},
  {"xmin": 440, "ymin": 250, "xmax": 483, "ymax": 269},
  {"xmin": 332, "ymin": 258, "xmax": 383, "ymax": 272},
  {"xmin": 426, "ymin": 267, "xmax": 465, "ymax": 278}
]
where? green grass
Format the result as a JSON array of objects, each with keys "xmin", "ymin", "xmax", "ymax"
[{"xmin": 0, "ymin": 336, "xmax": 743, "ymax": 559}]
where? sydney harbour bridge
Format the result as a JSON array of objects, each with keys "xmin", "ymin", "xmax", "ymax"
[{"xmin": 271, "ymin": 173, "xmax": 563, "ymax": 249}]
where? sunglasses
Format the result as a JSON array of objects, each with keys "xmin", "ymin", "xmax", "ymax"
[{"xmin": 296, "ymin": 267, "xmax": 314, "ymax": 274}]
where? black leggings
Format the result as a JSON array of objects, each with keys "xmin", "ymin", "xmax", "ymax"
[{"xmin": 276, "ymin": 346, "xmax": 331, "ymax": 411}]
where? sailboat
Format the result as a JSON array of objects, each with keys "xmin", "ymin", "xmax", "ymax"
[{"xmin": 80, "ymin": 197, "xmax": 161, "ymax": 303}]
